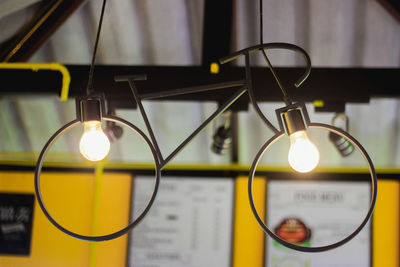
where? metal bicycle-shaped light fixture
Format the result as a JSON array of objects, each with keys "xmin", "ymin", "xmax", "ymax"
[
  {"xmin": 219, "ymin": 44, "xmax": 377, "ymax": 252},
  {"xmin": 34, "ymin": 0, "xmax": 161, "ymax": 241},
  {"xmin": 34, "ymin": 0, "xmax": 249, "ymax": 242},
  {"xmin": 34, "ymin": 0, "xmax": 377, "ymax": 249},
  {"xmin": 35, "ymin": 42, "xmax": 377, "ymax": 246}
]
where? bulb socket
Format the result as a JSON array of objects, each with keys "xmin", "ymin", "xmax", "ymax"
[
  {"xmin": 283, "ymin": 109, "xmax": 306, "ymax": 135},
  {"xmin": 81, "ymin": 99, "xmax": 102, "ymax": 122}
]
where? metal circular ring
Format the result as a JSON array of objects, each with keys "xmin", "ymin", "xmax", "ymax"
[
  {"xmin": 34, "ymin": 115, "xmax": 161, "ymax": 241},
  {"xmin": 248, "ymin": 123, "xmax": 377, "ymax": 252}
]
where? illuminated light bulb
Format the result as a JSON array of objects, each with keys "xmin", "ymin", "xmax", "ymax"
[
  {"xmin": 79, "ymin": 121, "xmax": 110, "ymax": 161},
  {"xmin": 288, "ymin": 130, "xmax": 319, "ymax": 173}
]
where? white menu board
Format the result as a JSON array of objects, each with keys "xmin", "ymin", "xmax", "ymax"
[
  {"xmin": 266, "ymin": 180, "xmax": 371, "ymax": 267},
  {"xmin": 129, "ymin": 176, "xmax": 234, "ymax": 267}
]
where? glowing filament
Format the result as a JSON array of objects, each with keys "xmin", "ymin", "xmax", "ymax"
[
  {"xmin": 79, "ymin": 121, "xmax": 110, "ymax": 161},
  {"xmin": 288, "ymin": 130, "xmax": 319, "ymax": 173}
]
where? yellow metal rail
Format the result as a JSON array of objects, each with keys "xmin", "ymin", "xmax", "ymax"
[
  {"xmin": 1, "ymin": 157, "xmax": 400, "ymax": 175},
  {"xmin": 0, "ymin": 63, "xmax": 71, "ymax": 100}
]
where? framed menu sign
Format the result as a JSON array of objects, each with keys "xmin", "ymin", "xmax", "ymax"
[
  {"xmin": 0, "ymin": 193, "xmax": 34, "ymax": 256},
  {"xmin": 128, "ymin": 176, "xmax": 234, "ymax": 267},
  {"xmin": 266, "ymin": 180, "xmax": 371, "ymax": 267}
]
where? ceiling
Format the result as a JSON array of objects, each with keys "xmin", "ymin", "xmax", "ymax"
[{"xmin": 0, "ymin": 0, "xmax": 399, "ymax": 168}]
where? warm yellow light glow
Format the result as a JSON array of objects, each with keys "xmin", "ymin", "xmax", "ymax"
[
  {"xmin": 288, "ymin": 130, "xmax": 319, "ymax": 173},
  {"xmin": 79, "ymin": 121, "xmax": 110, "ymax": 161}
]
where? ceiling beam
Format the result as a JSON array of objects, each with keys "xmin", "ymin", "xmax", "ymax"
[
  {"xmin": 0, "ymin": 65, "xmax": 399, "ymax": 111},
  {"xmin": 0, "ymin": 0, "xmax": 42, "ymax": 19},
  {"xmin": 0, "ymin": 0, "xmax": 87, "ymax": 62},
  {"xmin": 201, "ymin": 0, "xmax": 233, "ymax": 65},
  {"xmin": 377, "ymin": 0, "xmax": 400, "ymax": 23}
]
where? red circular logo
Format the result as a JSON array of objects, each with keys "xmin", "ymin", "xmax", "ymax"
[{"xmin": 274, "ymin": 218, "xmax": 311, "ymax": 244}]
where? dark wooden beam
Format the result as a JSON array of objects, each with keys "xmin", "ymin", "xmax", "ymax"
[
  {"xmin": 202, "ymin": 0, "xmax": 233, "ymax": 65},
  {"xmin": 0, "ymin": 65, "xmax": 399, "ymax": 111},
  {"xmin": 377, "ymin": 0, "xmax": 400, "ymax": 23},
  {"xmin": 0, "ymin": 0, "xmax": 88, "ymax": 62}
]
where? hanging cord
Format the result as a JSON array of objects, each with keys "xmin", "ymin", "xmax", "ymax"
[
  {"xmin": 86, "ymin": 0, "xmax": 107, "ymax": 96},
  {"xmin": 259, "ymin": 0, "xmax": 291, "ymax": 105}
]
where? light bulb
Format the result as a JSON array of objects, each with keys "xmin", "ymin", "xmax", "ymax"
[
  {"xmin": 288, "ymin": 130, "xmax": 319, "ymax": 173},
  {"xmin": 79, "ymin": 121, "xmax": 110, "ymax": 161}
]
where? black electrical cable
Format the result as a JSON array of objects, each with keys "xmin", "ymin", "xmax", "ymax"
[
  {"xmin": 86, "ymin": 0, "xmax": 107, "ymax": 95},
  {"xmin": 259, "ymin": 0, "xmax": 291, "ymax": 105}
]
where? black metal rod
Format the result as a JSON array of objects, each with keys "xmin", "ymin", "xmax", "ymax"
[
  {"xmin": 114, "ymin": 74, "xmax": 147, "ymax": 82},
  {"xmin": 126, "ymin": 79, "xmax": 164, "ymax": 164},
  {"xmin": 219, "ymin": 42, "xmax": 311, "ymax": 88},
  {"xmin": 117, "ymin": 75, "xmax": 248, "ymax": 167},
  {"xmin": 161, "ymin": 86, "xmax": 247, "ymax": 167},
  {"xmin": 140, "ymin": 80, "xmax": 246, "ymax": 100},
  {"xmin": 245, "ymin": 52, "xmax": 280, "ymax": 134}
]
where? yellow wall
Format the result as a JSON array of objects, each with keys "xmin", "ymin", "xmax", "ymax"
[
  {"xmin": 232, "ymin": 176, "xmax": 266, "ymax": 267},
  {"xmin": 1, "ymin": 169, "xmax": 399, "ymax": 267},
  {"xmin": 232, "ymin": 176, "xmax": 399, "ymax": 267},
  {"xmin": 373, "ymin": 179, "xmax": 399, "ymax": 267},
  {"xmin": 0, "ymin": 171, "xmax": 132, "ymax": 267}
]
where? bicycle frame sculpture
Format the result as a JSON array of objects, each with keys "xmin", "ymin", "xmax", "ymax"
[{"xmin": 34, "ymin": 43, "xmax": 377, "ymax": 252}]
